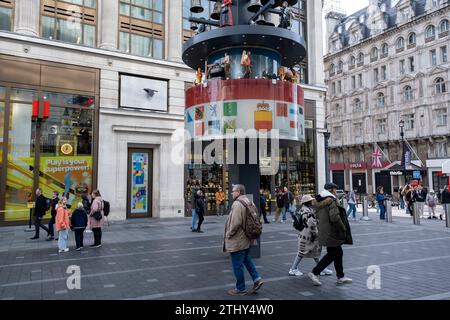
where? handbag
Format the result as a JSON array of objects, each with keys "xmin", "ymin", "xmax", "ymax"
[{"xmin": 93, "ymin": 211, "xmax": 102, "ymax": 221}]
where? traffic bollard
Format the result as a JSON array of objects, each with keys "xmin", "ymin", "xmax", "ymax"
[
  {"xmin": 361, "ymin": 196, "xmax": 371, "ymax": 221},
  {"xmin": 413, "ymin": 204, "xmax": 420, "ymax": 225},
  {"xmin": 445, "ymin": 204, "xmax": 450, "ymax": 228},
  {"xmin": 386, "ymin": 200, "xmax": 393, "ymax": 223}
]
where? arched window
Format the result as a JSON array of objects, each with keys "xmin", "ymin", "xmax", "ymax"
[
  {"xmin": 357, "ymin": 52, "xmax": 364, "ymax": 64},
  {"xmin": 381, "ymin": 43, "xmax": 389, "ymax": 55},
  {"xmin": 439, "ymin": 19, "xmax": 450, "ymax": 33},
  {"xmin": 371, "ymin": 47, "xmax": 379, "ymax": 60},
  {"xmin": 330, "ymin": 63, "xmax": 335, "ymax": 75},
  {"xmin": 408, "ymin": 32, "xmax": 416, "ymax": 45},
  {"xmin": 377, "ymin": 92, "xmax": 385, "ymax": 107},
  {"xmin": 338, "ymin": 60, "xmax": 344, "ymax": 72},
  {"xmin": 404, "ymin": 86, "xmax": 413, "ymax": 101},
  {"xmin": 349, "ymin": 55, "xmax": 356, "ymax": 67},
  {"xmin": 396, "ymin": 37, "xmax": 405, "ymax": 50},
  {"xmin": 426, "ymin": 25, "xmax": 436, "ymax": 38},
  {"xmin": 353, "ymin": 98, "xmax": 362, "ymax": 111},
  {"xmin": 435, "ymin": 77, "xmax": 447, "ymax": 94}
]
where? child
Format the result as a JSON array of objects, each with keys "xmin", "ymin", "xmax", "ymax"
[
  {"xmin": 55, "ymin": 197, "xmax": 70, "ymax": 253},
  {"xmin": 71, "ymin": 202, "xmax": 88, "ymax": 250}
]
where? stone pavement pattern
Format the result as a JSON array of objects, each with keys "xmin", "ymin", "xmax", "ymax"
[{"xmin": 0, "ymin": 210, "xmax": 450, "ymax": 300}]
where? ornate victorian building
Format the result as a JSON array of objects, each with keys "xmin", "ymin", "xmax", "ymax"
[{"xmin": 325, "ymin": 0, "xmax": 450, "ymax": 196}]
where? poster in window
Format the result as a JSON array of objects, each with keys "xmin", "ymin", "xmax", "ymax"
[
  {"xmin": 130, "ymin": 152, "xmax": 149, "ymax": 214},
  {"xmin": 120, "ymin": 75, "xmax": 168, "ymax": 112}
]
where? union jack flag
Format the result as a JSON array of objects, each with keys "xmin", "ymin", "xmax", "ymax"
[{"xmin": 372, "ymin": 147, "xmax": 383, "ymax": 168}]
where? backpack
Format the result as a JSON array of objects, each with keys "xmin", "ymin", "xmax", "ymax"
[
  {"xmin": 237, "ymin": 199, "xmax": 262, "ymax": 240},
  {"xmin": 45, "ymin": 197, "xmax": 51, "ymax": 212},
  {"xmin": 103, "ymin": 200, "xmax": 110, "ymax": 217},
  {"xmin": 292, "ymin": 212, "xmax": 305, "ymax": 232}
]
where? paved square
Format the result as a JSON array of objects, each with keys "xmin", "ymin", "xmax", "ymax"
[{"xmin": 0, "ymin": 211, "xmax": 450, "ymax": 300}]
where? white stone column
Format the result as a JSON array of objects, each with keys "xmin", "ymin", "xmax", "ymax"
[
  {"xmin": 14, "ymin": 0, "xmax": 39, "ymax": 36},
  {"xmin": 99, "ymin": 0, "xmax": 119, "ymax": 50},
  {"xmin": 166, "ymin": 0, "xmax": 183, "ymax": 63},
  {"xmin": 307, "ymin": 0, "xmax": 325, "ymax": 86}
]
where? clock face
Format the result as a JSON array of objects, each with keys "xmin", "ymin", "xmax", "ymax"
[{"xmin": 61, "ymin": 143, "xmax": 73, "ymax": 155}]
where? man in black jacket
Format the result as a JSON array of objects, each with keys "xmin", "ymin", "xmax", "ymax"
[
  {"xmin": 414, "ymin": 185, "xmax": 427, "ymax": 218},
  {"xmin": 281, "ymin": 187, "xmax": 294, "ymax": 223},
  {"xmin": 441, "ymin": 187, "xmax": 450, "ymax": 220},
  {"xmin": 30, "ymin": 188, "xmax": 50, "ymax": 240},
  {"xmin": 46, "ymin": 191, "xmax": 59, "ymax": 241}
]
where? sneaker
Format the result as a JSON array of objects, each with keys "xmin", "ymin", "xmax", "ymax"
[
  {"xmin": 433, "ymin": 216, "xmax": 438, "ymax": 219},
  {"xmin": 90, "ymin": 244, "xmax": 98, "ymax": 248},
  {"xmin": 30, "ymin": 236, "xmax": 39, "ymax": 240},
  {"xmin": 272, "ymin": 218, "xmax": 276, "ymax": 222},
  {"xmin": 428, "ymin": 216, "xmax": 432, "ymax": 220},
  {"xmin": 94, "ymin": 244, "xmax": 102, "ymax": 248},
  {"xmin": 440, "ymin": 215, "xmax": 443, "ymax": 220},
  {"xmin": 253, "ymin": 279, "xmax": 263, "ymax": 292},
  {"xmin": 63, "ymin": 248, "xmax": 69, "ymax": 252},
  {"xmin": 288, "ymin": 269, "xmax": 303, "ymax": 276},
  {"xmin": 337, "ymin": 277, "xmax": 353, "ymax": 284},
  {"xmin": 320, "ymin": 268, "xmax": 333, "ymax": 276},
  {"xmin": 227, "ymin": 289, "xmax": 247, "ymax": 296},
  {"xmin": 76, "ymin": 248, "xmax": 81, "ymax": 251},
  {"xmin": 307, "ymin": 272, "xmax": 322, "ymax": 286},
  {"xmin": 45, "ymin": 237, "xmax": 54, "ymax": 241},
  {"xmin": 54, "ymin": 238, "xmax": 58, "ymax": 241},
  {"xmin": 85, "ymin": 229, "xmax": 92, "ymax": 233},
  {"xmin": 58, "ymin": 249, "xmax": 63, "ymax": 253}
]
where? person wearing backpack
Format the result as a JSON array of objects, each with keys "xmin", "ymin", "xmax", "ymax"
[
  {"xmin": 272, "ymin": 188, "xmax": 284, "ymax": 223},
  {"xmin": 288, "ymin": 195, "xmax": 333, "ymax": 277},
  {"xmin": 71, "ymin": 202, "xmax": 88, "ymax": 250},
  {"xmin": 194, "ymin": 190, "xmax": 206, "ymax": 233},
  {"xmin": 307, "ymin": 183, "xmax": 353, "ymax": 286},
  {"xmin": 89, "ymin": 189, "xmax": 104, "ymax": 248},
  {"xmin": 30, "ymin": 188, "xmax": 51, "ymax": 240},
  {"xmin": 426, "ymin": 190, "xmax": 438, "ymax": 219},
  {"xmin": 223, "ymin": 184, "xmax": 263, "ymax": 296}
]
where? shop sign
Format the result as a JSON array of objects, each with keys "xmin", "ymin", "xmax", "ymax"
[
  {"xmin": 413, "ymin": 171, "xmax": 421, "ymax": 180},
  {"xmin": 390, "ymin": 171, "xmax": 403, "ymax": 176},
  {"xmin": 350, "ymin": 163, "xmax": 366, "ymax": 169},
  {"xmin": 61, "ymin": 143, "xmax": 73, "ymax": 155}
]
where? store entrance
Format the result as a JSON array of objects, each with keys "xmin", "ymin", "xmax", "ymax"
[{"xmin": 127, "ymin": 148, "xmax": 153, "ymax": 219}]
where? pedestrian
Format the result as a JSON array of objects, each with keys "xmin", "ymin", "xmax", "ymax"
[
  {"xmin": 195, "ymin": 190, "xmax": 206, "ymax": 233},
  {"xmin": 224, "ymin": 184, "xmax": 263, "ymax": 296},
  {"xmin": 215, "ymin": 186, "xmax": 226, "ymax": 216},
  {"xmin": 307, "ymin": 183, "xmax": 353, "ymax": 286},
  {"xmin": 441, "ymin": 186, "xmax": 450, "ymax": 220},
  {"xmin": 399, "ymin": 185, "xmax": 405, "ymax": 209},
  {"xmin": 426, "ymin": 190, "xmax": 438, "ymax": 219},
  {"xmin": 288, "ymin": 195, "xmax": 333, "ymax": 277},
  {"xmin": 259, "ymin": 189, "xmax": 270, "ymax": 224},
  {"xmin": 46, "ymin": 191, "xmax": 59, "ymax": 241},
  {"xmin": 347, "ymin": 189, "xmax": 357, "ymax": 221},
  {"xmin": 282, "ymin": 186, "xmax": 294, "ymax": 223},
  {"xmin": 272, "ymin": 188, "xmax": 284, "ymax": 223},
  {"xmin": 414, "ymin": 185, "xmax": 427, "ymax": 218},
  {"xmin": 376, "ymin": 186, "xmax": 386, "ymax": 220},
  {"xmin": 191, "ymin": 180, "xmax": 200, "ymax": 232},
  {"xmin": 89, "ymin": 189, "xmax": 104, "ymax": 248},
  {"xmin": 55, "ymin": 197, "xmax": 70, "ymax": 253},
  {"xmin": 30, "ymin": 188, "xmax": 51, "ymax": 240},
  {"xmin": 404, "ymin": 185, "xmax": 414, "ymax": 216},
  {"xmin": 70, "ymin": 202, "xmax": 88, "ymax": 250}
]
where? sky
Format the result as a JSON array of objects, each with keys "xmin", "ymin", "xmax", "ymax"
[{"xmin": 341, "ymin": 1, "xmax": 370, "ymax": 16}]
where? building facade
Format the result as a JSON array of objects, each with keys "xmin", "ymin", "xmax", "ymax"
[
  {"xmin": 0, "ymin": 0, "xmax": 325, "ymax": 225},
  {"xmin": 325, "ymin": 0, "xmax": 450, "ymax": 197}
]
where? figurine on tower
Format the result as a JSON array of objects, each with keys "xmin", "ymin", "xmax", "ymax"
[
  {"xmin": 220, "ymin": 0, "xmax": 233, "ymax": 27},
  {"xmin": 279, "ymin": 1, "xmax": 293, "ymax": 30}
]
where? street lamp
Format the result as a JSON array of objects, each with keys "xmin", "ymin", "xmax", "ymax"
[{"xmin": 399, "ymin": 120, "xmax": 406, "ymax": 186}]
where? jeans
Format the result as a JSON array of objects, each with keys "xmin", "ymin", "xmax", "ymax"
[
  {"xmin": 197, "ymin": 211, "xmax": 204, "ymax": 231},
  {"xmin": 74, "ymin": 228, "xmax": 85, "ymax": 248},
  {"xmin": 379, "ymin": 204, "xmax": 386, "ymax": 220},
  {"xmin": 347, "ymin": 203, "xmax": 357, "ymax": 219},
  {"xmin": 217, "ymin": 204, "xmax": 225, "ymax": 216},
  {"xmin": 58, "ymin": 229, "xmax": 69, "ymax": 251},
  {"xmin": 312, "ymin": 246, "xmax": 344, "ymax": 279},
  {"xmin": 33, "ymin": 216, "xmax": 50, "ymax": 238},
  {"xmin": 230, "ymin": 248, "xmax": 262, "ymax": 292},
  {"xmin": 282, "ymin": 205, "xmax": 294, "ymax": 221},
  {"xmin": 400, "ymin": 198, "xmax": 405, "ymax": 209},
  {"xmin": 92, "ymin": 227, "xmax": 102, "ymax": 245},
  {"xmin": 191, "ymin": 209, "xmax": 198, "ymax": 230},
  {"xmin": 48, "ymin": 216, "xmax": 55, "ymax": 237}
]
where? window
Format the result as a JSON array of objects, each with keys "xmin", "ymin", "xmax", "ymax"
[
  {"xmin": 381, "ymin": 66, "xmax": 387, "ymax": 80},
  {"xmin": 408, "ymin": 56, "xmax": 415, "ymax": 72},
  {"xmin": 426, "ymin": 25, "xmax": 436, "ymax": 39},
  {"xmin": 334, "ymin": 127, "xmax": 342, "ymax": 140},
  {"xmin": 381, "ymin": 43, "xmax": 389, "ymax": 55},
  {"xmin": 40, "ymin": 0, "xmax": 97, "ymax": 47},
  {"xmin": 358, "ymin": 74, "xmax": 363, "ymax": 88},
  {"xmin": 377, "ymin": 119, "xmax": 386, "ymax": 135},
  {"xmin": 436, "ymin": 142, "xmax": 448, "ymax": 158},
  {"xmin": 431, "ymin": 49, "xmax": 437, "ymax": 66},
  {"xmin": 337, "ymin": 80, "xmax": 342, "ymax": 94},
  {"xmin": 400, "ymin": 59, "xmax": 405, "ymax": 74},
  {"xmin": 408, "ymin": 32, "xmax": 416, "ymax": 46},
  {"xmin": 377, "ymin": 92, "xmax": 385, "ymax": 107},
  {"xmin": 436, "ymin": 108, "xmax": 448, "ymax": 126},
  {"xmin": 357, "ymin": 53, "xmax": 364, "ymax": 65},
  {"xmin": 351, "ymin": 76, "xmax": 356, "ymax": 89},
  {"xmin": 373, "ymin": 68, "xmax": 379, "ymax": 83},
  {"xmin": 435, "ymin": 77, "xmax": 447, "ymax": 94},
  {"xmin": 0, "ymin": 0, "xmax": 14, "ymax": 31},
  {"xmin": 334, "ymin": 104, "xmax": 342, "ymax": 115},
  {"xmin": 401, "ymin": 8, "xmax": 410, "ymax": 22},
  {"xmin": 441, "ymin": 46, "xmax": 448, "ymax": 63},
  {"xmin": 119, "ymin": 0, "xmax": 165, "ymax": 59},
  {"xmin": 331, "ymin": 82, "xmax": 336, "ymax": 95},
  {"xmin": 349, "ymin": 55, "xmax": 356, "ymax": 68},
  {"xmin": 439, "ymin": 19, "xmax": 450, "ymax": 34},
  {"xmin": 353, "ymin": 98, "xmax": 362, "ymax": 112},
  {"xmin": 404, "ymin": 114, "xmax": 414, "ymax": 130},
  {"xmin": 338, "ymin": 60, "xmax": 344, "ymax": 73},
  {"xmin": 371, "ymin": 47, "xmax": 378, "ymax": 60},
  {"xmin": 396, "ymin": 37, "xmax": 405, "ymax": 50},
  {"xmin": 404, "ymin": 86, "xmax": 413, "ymax": 101},
  {"xmin": 330, "ymin": 63, "xmax": 335, "ymax": 76},
  {"xmin": 354, "ymin": 123, "xmax": 362, "ymax": 137}
]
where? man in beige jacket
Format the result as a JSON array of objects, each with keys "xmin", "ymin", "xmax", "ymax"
[{"xmin": 223, "ymin": 184, "xmax": 263, "ymax": 296}]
